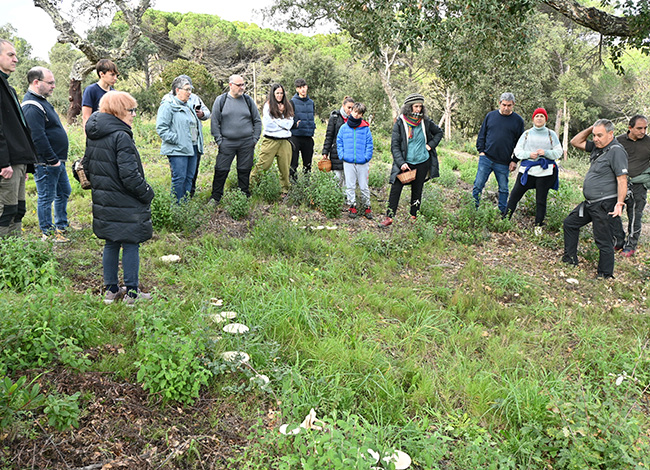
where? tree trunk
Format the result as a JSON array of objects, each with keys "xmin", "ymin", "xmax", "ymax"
[
  {"xmin": 562, "ymin": 100, "xmax": 570, "ymax": 158},
  {"xmin": 67, "ymin": 79, "xmax": 82, "ymax": 124}
]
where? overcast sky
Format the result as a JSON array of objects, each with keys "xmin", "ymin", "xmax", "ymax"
[{"xmin": 3, "ymin": 0, "xmax": 278, "ymax": 60}]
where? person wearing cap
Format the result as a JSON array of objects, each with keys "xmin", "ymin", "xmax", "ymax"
[
  {"xmin": 162, "ymin": 74, "xmax": 211, "ymax": 198},
  {"xmin": 156, "ymin": 75, "xmax": 204, "ymax": 202},
  {"xmin": 563, "ymin": 119, "xmax": 628, "ymax": 279},
  {"xmin": 380, "ymin": 93, "xmax": 443, "ymax": 227},
  {"xmin": 505, "ymin": 107, "xmax": 562, "ymax": 233},
  {"xmin": 473, "ymin": 92, "xmax": 525, "ymax": 215}
]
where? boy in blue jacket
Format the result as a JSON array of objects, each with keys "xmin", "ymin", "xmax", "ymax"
[{"xmin": 337, "ymin": 103, "xmax": 374, "ymax": 219}]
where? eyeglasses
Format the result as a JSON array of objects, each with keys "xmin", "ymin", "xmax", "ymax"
[
  {"xmin": 181, "ymin": 87, "xmax": 193, "ymax": 92},
  {"xmin": 127, "ymin": 108, "xmax": 137, "ymax": 115},
  {"xmin": 231, "ymin": 82, "xmax": 246, "ymax": 88},
  {"xmin": 38, "ymin": 79, "xmax": 56, "ymax": 85}
]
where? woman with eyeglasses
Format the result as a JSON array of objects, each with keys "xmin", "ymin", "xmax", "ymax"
[
  {"xmin": 156, "ymin": 75, "xmax": 204, "ymax": 202},
  {"xmin": 83, "ymin": 91, "xmax": 154, "ymax": 304}
]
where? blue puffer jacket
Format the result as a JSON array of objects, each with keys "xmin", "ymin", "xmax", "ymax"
[
  {"xmin": 156, "ymin": 95, "xmax": 204, "ymax": 156},
  {"xmin": 290, "ymin": 94, "xmax": 315, "ymax": 137},
  {"xmin": 336, "ymin": 121, "xmax": 373, "ymax": 164}
]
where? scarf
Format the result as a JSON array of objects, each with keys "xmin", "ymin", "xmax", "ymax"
[
  {"xmin": 340, "ymin": 107, "xmax": 349, "ymax": 120},
  {"xmin": 403, "ymin": 113, "xmax": 423, "ymax": 138},
  {"xmin": 347, "ymin": 115, "xmax": 362, "ymax": 128}
]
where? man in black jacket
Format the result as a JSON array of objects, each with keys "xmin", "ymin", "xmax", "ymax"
[{"xmin": 0, "ymin": 39, "xmax": 37, "ymax": 238}]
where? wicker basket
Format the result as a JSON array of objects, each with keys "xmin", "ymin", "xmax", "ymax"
[
  {"xmin": 396, "ymin": 169, "xmax": 416, "ymax": 184},
  {"xmin": 317, "ymin": 158, "xmax": 332, "ymax": 172}
]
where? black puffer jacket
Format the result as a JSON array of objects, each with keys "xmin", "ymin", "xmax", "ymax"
[
  {"xmin": 390, "ymin": 116, "xmax": 443, "ymax": 184},
  {"xmin": 321, "ymin": 110, "xmax": 346, "ymax": 171},
  {"xmin": 83, "ymin": 112, "xmax": 154, "ymax": 244}
]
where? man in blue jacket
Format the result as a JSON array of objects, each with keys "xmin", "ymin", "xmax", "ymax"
[
  {"xmin": 473, "ymin": 92, "xmax": 525, "ymax": 215},
  {"xmin": 290, "ymin": 78, "xmax": 316, "ymax": 180},
  {"xmin": 0, "ymin": 39, "xmax": 37, "ymax": 239},
  {"xmin": 23, "ymin": 67, "xmax": 71, "ymax": 242}
]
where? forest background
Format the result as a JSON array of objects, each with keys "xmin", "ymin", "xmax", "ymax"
[{"xmin": 2, "ymin": 1, "xmax": 650, "ymax": 469}]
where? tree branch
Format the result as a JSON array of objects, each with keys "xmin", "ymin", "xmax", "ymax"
[{"xmin": 542, "ymin": 0, "xmax": 632, "ymax": 37}]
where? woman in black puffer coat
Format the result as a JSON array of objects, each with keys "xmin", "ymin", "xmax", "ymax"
[
  {"xmin": 321, "ymin": 96, "xmax": 355, "ymax": 183},
  {"xmin": 83, "ymin": 91, "xmax": 154, "ymax": 304}
]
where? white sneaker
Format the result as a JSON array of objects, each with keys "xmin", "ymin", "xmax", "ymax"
[{"xmin": 534, "ymin": 226, "xmax": 543, "ymax": 236}]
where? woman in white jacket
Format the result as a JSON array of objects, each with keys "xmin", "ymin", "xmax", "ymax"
[
  {"xmin": 251, "ymin": 84, "xmax": 295, "ymax": 193},
  {"xmin": 505, "ymin": 107, "xmax": 562, "ymax": 232}
]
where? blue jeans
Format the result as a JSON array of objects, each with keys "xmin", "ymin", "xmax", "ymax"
[
  {"xmin": 168, "ymin": 146, "xmax": 198, "ymax": 202},
  {"xmin": 34, "ymin": 163, "xmax": 71, "ymax": 233},
  {"xmin": 103, "ymin": 240, "xmax": 140, "ymax": 288},
  {"xmin": 472, "ymin": 154, "xmax": 510, "ymax": 213}
]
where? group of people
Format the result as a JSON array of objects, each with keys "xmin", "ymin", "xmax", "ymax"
[
  {"xmin": 3, "ymin": 35, "xmax": 649, "ymax": 304},
  {"xmin": 471, "ymin": 92, "xmax": 650, "ymax": 279}
]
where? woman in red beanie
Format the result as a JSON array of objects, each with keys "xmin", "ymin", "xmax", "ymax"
[{"xmin": 505, "ymin": 108, "xmax": 562, "ymax": 234}]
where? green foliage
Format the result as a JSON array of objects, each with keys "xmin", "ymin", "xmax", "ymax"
[
  {"xmin": 368, "ymin": 163, "xmax": 389, "ymax": 188},
  {"xmin": 252, "ymin": 168, "xmax": 282, "ymax": 203},
  {"xmin": 0, "ymin": 375, "xmax": 45, "ymax": 431},
  {"xmin": 222, "ymin": 188, "xmax": 251, "ymax": 220},
  {"xmin": 0, "ymin": 238, "xmax": 58, "ymax": 291},
  {"xmin": 149, "ymin": 181, "xmax": 208, "ymax": 234},
  {"xmin": 310, "ymin": 171, "xmax": 346, "ymax": 218},
  {"xmin": 135, "ymin": 316, "xmax": 212, "ymax": 404},
  {"xmin": 158, "ymin": 59, "xmax": 218, "ymax": 111},
  {"xmin": 44, "ymin": 392, "xmax": 81, "ymax": 431},
  {"xmin": 286, "ymin": 173, "xmax": 312, "ymax": 207}
]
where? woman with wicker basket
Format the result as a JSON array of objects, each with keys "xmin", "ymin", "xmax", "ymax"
[
  {"xmin": 380, "ymin": 94, "xmax": 443, "ymax": 227},
  {"xmin": 321, "ymin": 96, "xmax": 355, "ymax": 183}
]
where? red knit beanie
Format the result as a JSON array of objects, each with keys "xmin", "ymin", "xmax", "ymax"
[{"xmin": 532, "ymin": 108, "xmax": 548, "ymax": 121}]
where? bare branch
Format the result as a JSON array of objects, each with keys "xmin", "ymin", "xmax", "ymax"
[{"xmin": 542, "ymin": 0, "xmax": 632, "ymax": 37}]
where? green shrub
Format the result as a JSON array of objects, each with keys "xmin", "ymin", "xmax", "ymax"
[
  {"xmin": 135, "ymin": 317, "xmax": 211, "ymax": 404},
  {"xmin": 419, "ymin": 185, "xmax": 447, "ymax": 224},
  {"xmin": 310, "ymin": 171, "xmax": 345, "ymax": 218},
  {"xmin": 0, "ymin": 238, "xmax": 58, "ymax": 291},
  {"xmin": 369, "ymin": 162, "xmax": 389, "ymax": 188},
  {"xmin": 222, "ymin": 188, "xmax": 250, "ymax": 220},
  {"xmin": 149, "ymin": 181, "xmax": 207, "ymax": 233},
  {"xmin": 252, "ymin": 168, "xmax": 282, "ymax": 203},
  {"xmin": 44, "ymin": 391, "xmax": 81, "ymax": 431},
  {"xmin": 286, "ymin": 172, "xmax": 312, "ymax": 207},
  {"xmin": 436, "ymin": 166, "xmax": 457, "ymax": 188},
  {"xmin": 0, "ymin": 375, "xmax": 45, "ymax": 432}
]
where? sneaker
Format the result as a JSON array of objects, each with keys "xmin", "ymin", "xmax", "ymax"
[
  {"xmin": 534, "ymin": 226, "xmax": 543, "ymax": 236},
  {"xmin": 364, "ymin": 208, "xmax": 374, "ymax": 220},
  {"xmin": 41, "ymin": 229, "xmax": 69, "ymax": 243},
  {"xmin": 622, "ymin": 248, "xmax": 635, "ymax": 258},
  {"xmin": 379, "ymin": 216, "xmax": 393, "ymax": 227},
  {"xmin": 104, "ymin": 287, "xmax": 126, "ymax": 304},
  {"xmin": 348, "ymin": 206, "xmax": 358, "ymax": 218},
  {"xmin": 410, "ymin": 215, "xmax": 417, "ymax": 221},
  {"xmin": 123, "ymin": 289, "xmax": 153, "ymax": 305}
]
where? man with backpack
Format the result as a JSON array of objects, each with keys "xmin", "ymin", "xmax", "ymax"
[{"xmin": 209, "ymin": 74, "xmax": 261, "ymax": 204}]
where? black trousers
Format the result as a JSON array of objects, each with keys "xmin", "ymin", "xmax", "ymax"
[
  {"xmin": 506, "ymin": 169, "xmax": 557, "ymax": 225},
  {"xmin": 563, "ymin": 198, "xmax": 623, "ymax": 277},
  {"xmin": 210, "ymin": 138, "xmax": 255, "ymax": 202},
  {"xmin": 290, "ymin": 135, "xmax": 314, "ymax": 179},
  {"xmin": 387, "ymin": 158, "xmax": 430, "ymax": 217}
]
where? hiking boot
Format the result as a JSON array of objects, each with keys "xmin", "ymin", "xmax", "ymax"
[
  {"xmin": 379, "ymin": 216, "xmax": 393, "ymax": 228},
  {"xmin": 614, "ymin": 242, "xmax": 624, "ymax": 252},
  {"xmin": 364, "ymin": 208, "xmax": 374, "ymax": 220},
  {"xmin": 561, "ymin": 254, "xmax": 578, "ymax": 266},
  {"xmin": 348, "ymin": 206, "xmax": 358, "ymax": 218},
  {"xmin": 104, "ymin": 287, "xmax": 126, "ymax": 304},
  {"xmin": 42, "ymin": 229, "xmax": 69, "ymax": 243},
  {"xmin": 622, "ymin": 248, "xmax": 635, "ymax": 258},
  {"xmin": 123, "ymin": 289, "xmax": 153, "ymax": 305}
]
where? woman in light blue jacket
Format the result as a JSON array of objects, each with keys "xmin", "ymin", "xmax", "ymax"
[{"xmin": 156, "ymin": 75, "xmax": 204, "ymax": 202}]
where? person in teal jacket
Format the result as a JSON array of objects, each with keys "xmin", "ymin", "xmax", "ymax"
[
  {"xmin": 337, "ymin": 102, "xmax": 374, "ymax": 219},
  {"xmin": 156, "ymin": 75, "xmax": 204, "ymax": 202}
]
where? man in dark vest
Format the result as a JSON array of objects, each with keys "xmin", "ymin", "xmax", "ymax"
[
  {"xmin": 23, "ymin": 66, "xmax": 71, "ymax": 242},
  {"xmin": 290, "ymin": 78, "xmax": 316, "ymax": 180},
  {"xmin": 0, "ymin": 39, "xmax": 37, "ymax": 238}
]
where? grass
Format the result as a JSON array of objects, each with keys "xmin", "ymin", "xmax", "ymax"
[{"xmin": 1, "ymin": 120, "xmax": 649, "ymax": 469}]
